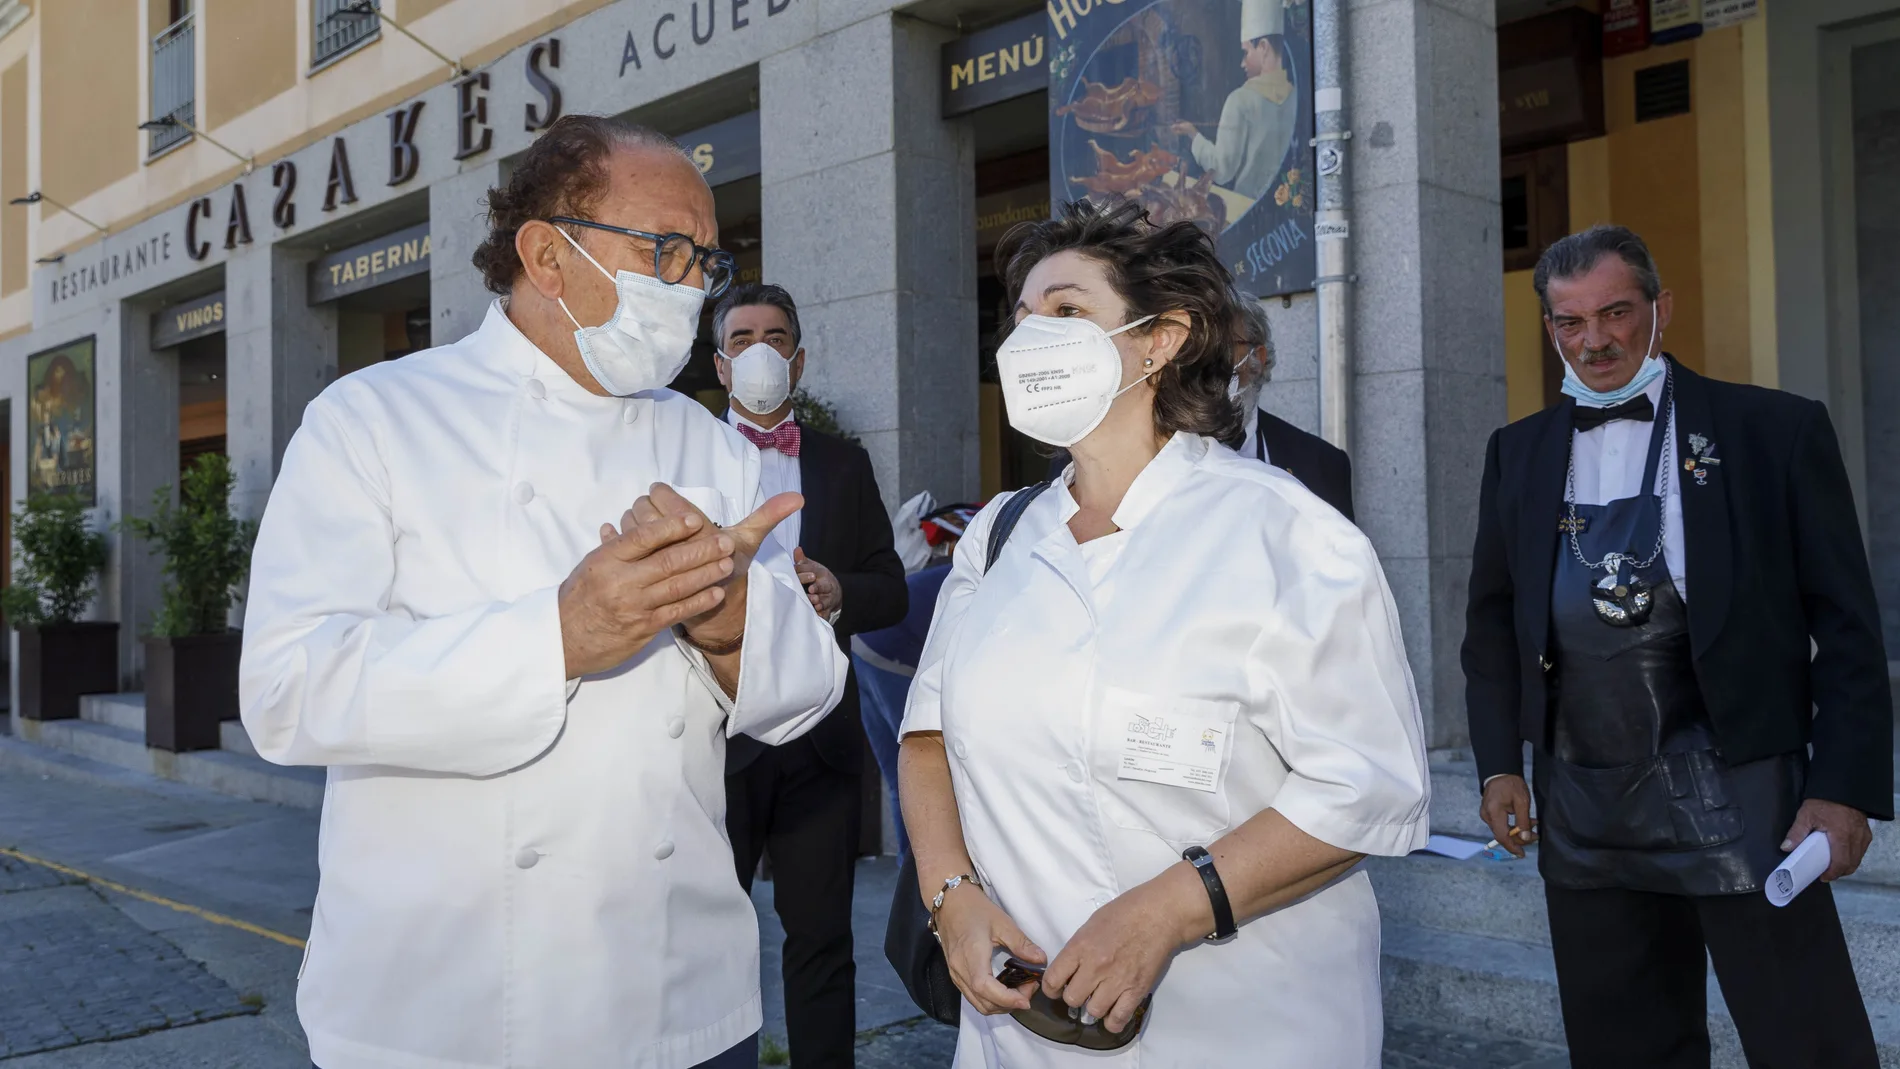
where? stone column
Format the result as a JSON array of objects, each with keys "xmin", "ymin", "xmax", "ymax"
[
  {"xmin": 91, "ymin": 301, "xmax": 177, "ymax": 683},
  {"xmin": 1347, "ymin": 0, "xmax": 1505, "ymax": 749},
  {"xmin": 760, "ymin": 12, "xmax": 979, "ymax": 509},
  {"xmin": 431, "ymin": 160, "xmax": 505, "ymax": 348},
  {"xmin": 225, "ymin": 242, "xmax": 337, "ymax": 528}
]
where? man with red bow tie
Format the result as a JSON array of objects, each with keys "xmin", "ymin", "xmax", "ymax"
[{"xmin": 713, "ymin": 282, "xmax": 908, "ymax": 1068}]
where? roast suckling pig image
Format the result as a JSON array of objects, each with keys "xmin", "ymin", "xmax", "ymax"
[{"xmin": 1055, "ymin": 76, "xmax": 1164, "ymax": 134}]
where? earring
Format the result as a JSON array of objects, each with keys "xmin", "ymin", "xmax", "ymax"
[{"xmin": 1143, "ymin": 358, "xmax": 1154, "ymax": 368}]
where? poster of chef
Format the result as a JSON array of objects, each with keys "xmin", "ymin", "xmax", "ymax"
[
  {"xmin": 1048, "ymin": 0, "xmax": 1316, "ymax": 298},
  {"xmin": 26, "ymin": 336, "xmax": 97, "ymax": 505}
]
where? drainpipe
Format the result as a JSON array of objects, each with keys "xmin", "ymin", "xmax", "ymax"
[{"xmin": 1312, "ymin": 0, "xmax": 1353, "ymax": 452}]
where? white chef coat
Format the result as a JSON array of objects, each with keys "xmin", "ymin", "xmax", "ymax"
[
  {"xmin": 901, "ymin": 432, "xmax": 1430, "ymax": 1068},
  {"xmin": 1568, "ymin": 370, "xmax": 1687, "ymax": 601},
  {"xmin": 727, "ymin": 408, "xmax": 801, "ymax": 557},
  {"xmin": 240, "ymin": 301, "xmax": 848, "ymax": 1069}
]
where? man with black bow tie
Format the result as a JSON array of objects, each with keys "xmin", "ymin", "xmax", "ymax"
[
  {"xmin": 714, "ymin": 282, "xmax": 907, "ymax": 1069},
  {"xmin": 1462, "ymin": 225, "xmax": 1891, "ymax": 1067}
]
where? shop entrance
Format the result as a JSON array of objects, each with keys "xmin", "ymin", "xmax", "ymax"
[
  {"xmin": 152, "ymin": 288, "xmax": 228, "ymax": 479},
  {"xmin": 311, "ymin": 219, "xmax": 433, "ymax": 375},
  {"xmin": 970, "ymin": 91, "xmax": 1051, "ymax": 497}
]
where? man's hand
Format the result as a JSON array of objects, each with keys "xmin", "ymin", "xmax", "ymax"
[
  {"xmin": 1168, "ymin": 121, "xmax": 1197, "ymax": 137},
  {"xmin": 1783, "ymin": 798, "xmax": 1873, "ymax": 882},
  {"xmin": 621, "ymin": 484, "xmax": 803, "ymax": 649},
  {"xmin": 557, "ymin": 508, "xmax": 735, "ymax": 679},
  {"xmin": 1480, "ymin": 775, "xmax": 1538, "ymax": 858},
  {"xmin": 793, "ymin": 548, "xmax": 842, "ymax": 620}
]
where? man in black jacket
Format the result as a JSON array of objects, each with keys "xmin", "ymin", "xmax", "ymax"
[
  {"xmin": 1463, "ymin": 225, "xmax": 1890, "ymax": 1068},
  {"xmin": 1229, "ymin": 289, "xmax": 1354, "ymax": 520},
  {"xmin": 713, "ymin": 283, "xmax": 907, "ymax": 1069},
  {"xmin": 1045, "ymin": 288, "xmax": 1355, "ymax": 519}
]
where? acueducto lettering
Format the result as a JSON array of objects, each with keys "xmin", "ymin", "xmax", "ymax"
[{"xmin": 619, "ymin": 0, "xmax": 796, "ymax": 75}]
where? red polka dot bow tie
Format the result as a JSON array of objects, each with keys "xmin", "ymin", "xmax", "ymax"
[{"xmin": 736, "ymin": 420, "xmax": 802, "ymax": 457}]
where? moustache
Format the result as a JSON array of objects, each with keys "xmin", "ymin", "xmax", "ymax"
[{"xmin": 1579, "ymin": 343, "xmax": 1625, "ymax": 362}]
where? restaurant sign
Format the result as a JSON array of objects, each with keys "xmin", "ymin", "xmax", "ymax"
[
  {"xmin": 310, "ymin": 223, "xmax": 432, "ymax": 303},
  {"xmin": 942, "ymin": 14, "xmax": 1049, "ymax": 118},
  {"xmin": 152, "ymin": 291, "xmax": 227, "ymax": 349}
]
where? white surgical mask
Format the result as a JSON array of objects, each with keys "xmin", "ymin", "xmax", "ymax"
[
  {"xmin": 995, "ymin": 313, "xmax": 1156, "ymax": 447},
  {"xmin": 722, "ymin": 342, "xmax": 794, "ymax": 415},
  {"xmin": 1556, "ymin": 301, "xmax": 1664, "ymax": 407},
  {"xmin": 555, "ymin": 228, "xmax": 704, "ymax": 397}
]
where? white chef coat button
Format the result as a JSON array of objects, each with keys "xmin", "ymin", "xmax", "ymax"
[
  {"xmin": 1092, "ymin": 894, "xmax": 1110, "ymax": 908},
  {"xmin": 622, "ymin": 404, "xmax": 639, "ymax": 424},
  {"xmin": 514, "ymin": 848, "xmax": 539, "ymax": 870},
  {"xmin": 953, "ymin": 740, "xmax": 968, "ymax": 759},
  {"xmin": 513, "ymin": 481, "xmax": 535, "ymax": 505},
  {"xmin": 653, "ymin": 840, "xmax": 675, "ymax": 861},
  {"xmin": 526, "ymin": 378, "xmax": 546, "ymax": 400},
  {"xmin": 667, "ymin": 719, "xmax": 685, "ymax": 739},
  {"xmin": 1066, "ymin": 762, "xmax": 1085, "ymax": 783}
]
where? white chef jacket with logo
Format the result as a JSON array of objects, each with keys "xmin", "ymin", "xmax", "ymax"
[
  {"xmin": 240, "ymin": 301, "xmax": 848, "ymax": 1069},
  {"xmin": 901, "ymin": 432, "xmax": 1430, "ymax": 1068}
]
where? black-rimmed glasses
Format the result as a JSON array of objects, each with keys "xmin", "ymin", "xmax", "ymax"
[{"xmin": 549, "ymin": 215, "xmax": 735, "ymax": 299}]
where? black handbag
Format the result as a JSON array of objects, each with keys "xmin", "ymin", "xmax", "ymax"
[{"xmin": 884, "ymin": 481, "xmax": 1052, "ymax": 1027}]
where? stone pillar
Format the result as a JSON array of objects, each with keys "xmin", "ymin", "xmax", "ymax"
[
  {"xmin": 431, "ymin": 160, "xmax": 505, "ymax": 348},
  {"xmin": 1347, "ymin": 0, "xmax": 1505, "ymax": 749},
  {"xmin": 93, "ymin": 301, "xmax": 177, "ymax": 683},
  {"xmin": 760, "ymin": 12, "xmax": 979, "ymax": 509},
  {"xmin": 225, "ymin": 242, "xmax": 337, "ymax": 527}
]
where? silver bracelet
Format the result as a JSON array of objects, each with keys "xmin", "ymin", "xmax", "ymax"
[{"xmin": 926, "ymin": 873, "xmax": 983, "ymax": 935}]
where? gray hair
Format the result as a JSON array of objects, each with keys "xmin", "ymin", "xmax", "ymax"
[
  {"xmin": 1231, "ymin": 286, "xmax": 1275, "ymax": 372},
  {"xmin": 1532, "ymin": 224, "xmax": 1661, "ymax": 316},
  {"xmin": 711, "ymin": 281, "xmax": 803, "ymax": 352}
]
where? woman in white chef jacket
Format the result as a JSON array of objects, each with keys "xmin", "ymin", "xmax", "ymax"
[{"xmin": 898, "ymin": 200, "xmax": 1431, "ymax": 1068}]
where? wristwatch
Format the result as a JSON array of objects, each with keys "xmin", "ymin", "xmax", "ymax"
[{"xmin": 1182, "ymin": 846, "xmax": 1237, "ymax": 941}]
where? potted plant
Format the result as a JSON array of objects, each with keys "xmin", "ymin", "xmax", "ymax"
[
  {"xmin": 1, "ymin": 494, "xmax": 114, "ymax": 720},
  {"xmin": 121, "ymin": 453, "xmax": 258, "ymax": 752}
]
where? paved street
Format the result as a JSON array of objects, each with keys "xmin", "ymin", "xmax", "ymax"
[{"xmin": 0, "ymin": 736, "xmax": 1571, "ymax": 1067}]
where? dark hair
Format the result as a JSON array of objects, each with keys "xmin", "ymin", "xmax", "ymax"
[
  {"xmin": 1532, "ymin": 224, "xmax": 1662, "ymax": 316},
  {"xmin": 711, "ymin": 282, "xmax": 803, "ymax": 352},
  {"xmin": 472, "ymin": 115, "xmax": 690, "ymax": 295},
  {"xmin": 995, "ymin": 199, "xmax": 1245, "ymax": 448}
]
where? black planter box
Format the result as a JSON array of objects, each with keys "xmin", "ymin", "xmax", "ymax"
[
  {"xmin": 143, "ymin": 632, "xmax": 242, "ymax": 752},
  {"xmin": 17, "ymin": 622, "xmax": 120, "ymax": 720}
]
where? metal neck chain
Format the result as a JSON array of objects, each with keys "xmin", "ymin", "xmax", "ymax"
[{"xmin": 1563, "ymin": 373, "xmax": 1674, "ymax": 575}]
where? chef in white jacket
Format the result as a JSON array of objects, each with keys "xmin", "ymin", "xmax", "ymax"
[
  {"xmin": 899, "ymin": 200, "xmax": 1428, "ymax": 1067},
  {"xmin": 240, "ymin": 115, "xmax": 847, "ymax": 1069}
]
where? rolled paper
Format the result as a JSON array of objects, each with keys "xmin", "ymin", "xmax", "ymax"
[{"xmin": 1765, "ymin": 831, "xmax": 1831, "ymax": 908}]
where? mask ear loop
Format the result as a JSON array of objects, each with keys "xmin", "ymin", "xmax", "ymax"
[
  {"xmin": 1104, "ymin": 313, "xmax": 1164, "ymax": 390},
  {"xmin": 553, "ymin": 225, "xmax": 617, "ymax": 332}
]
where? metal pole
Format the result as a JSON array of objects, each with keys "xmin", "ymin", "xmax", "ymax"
[{"xmin": 1312, "ymin": 0, "xmax": 1353, "ymax": 453}]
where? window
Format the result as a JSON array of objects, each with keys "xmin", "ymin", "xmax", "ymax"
[
  {"xmin": 149, "ymin": 6, "xmax": 194, "ymax": 155},
  {"xmin": 314, "ymin": 0, "xmax": 379, "ymax": 68}
]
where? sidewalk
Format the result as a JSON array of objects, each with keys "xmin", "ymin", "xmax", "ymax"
[{"xmin": 0, "ymin": 736, "xmax": 1568, "ymax": 1067}]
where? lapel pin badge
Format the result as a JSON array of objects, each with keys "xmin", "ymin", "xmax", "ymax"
[{"xmin": 1686, "ymin": 433, "xmax": 1720, "ymax": 485}]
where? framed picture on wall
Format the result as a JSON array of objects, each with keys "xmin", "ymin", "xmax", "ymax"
[{"xmin": 26, "ymin": 336, "xmax": 97, "ymax": 506}]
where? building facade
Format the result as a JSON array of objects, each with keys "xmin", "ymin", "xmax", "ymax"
[{"xmin": 0, "ymin": 0, "xmax": 1893, "ymax": 754}]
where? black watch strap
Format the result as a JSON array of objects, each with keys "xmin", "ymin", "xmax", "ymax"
[{"xmin": 1183, "ymin": 846, "xmax": 1237, "ymax": 940}]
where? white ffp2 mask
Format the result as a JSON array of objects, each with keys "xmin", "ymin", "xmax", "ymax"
[
  {"xmin": 995, "ymin": 313, "xmax": 1156, "ymax": 447},
  {"xmin": 555, "ymin": 228, "xmax": 705, "ymax": 397},
  {"xmin": 723, "ymin": 342, "xmax": 794, "ymax": 415}
]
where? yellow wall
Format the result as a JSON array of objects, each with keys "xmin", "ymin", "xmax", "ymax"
[
  {"xmin": 1503, "ymin": 270, "xmax": 1549, "ymax": 422},
  {"xmin": 400, "ymin": 0, "xmax": 461, "ymax": 20},
  {"xmin": 1695, "ymin": 26, "xmax": 1753, "ymax": 384},
  {"xmin": 1, "ymin": 59, "xmax": 26, "ymax": 297},
  {"xmin": 40, "ymin": 0, "xmax": 140, "ymax": 205},
  {"xmin": 205, "ymin": 0, "xmax": 298, "ymax": 128}
]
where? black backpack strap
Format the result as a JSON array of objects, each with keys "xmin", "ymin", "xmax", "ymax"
[{"xmin": 984, "ymin": 481, "xmax": 1052, "ymax": 574}]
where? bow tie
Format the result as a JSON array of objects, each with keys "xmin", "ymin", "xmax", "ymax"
[
  {"xmin": 1572, "ymin": 394, "xmax": 1654, "ymax": 432},
  {"xmin": 736, "ymin": 420, "xmax": 802, "ymax": 457}
]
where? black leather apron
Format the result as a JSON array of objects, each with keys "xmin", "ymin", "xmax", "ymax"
[{"xmin": 1534, "ymin": 395, "xmax": 1800, "ymax": 895}]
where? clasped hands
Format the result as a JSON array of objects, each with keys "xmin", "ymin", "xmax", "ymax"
[
  {"xmin": 557, "ymin": 482, "xmax": 802, "ymax": 678},
  {"xmin": 933, "ymin": 876, "xmax": 1196, "ymax": 1037}
]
